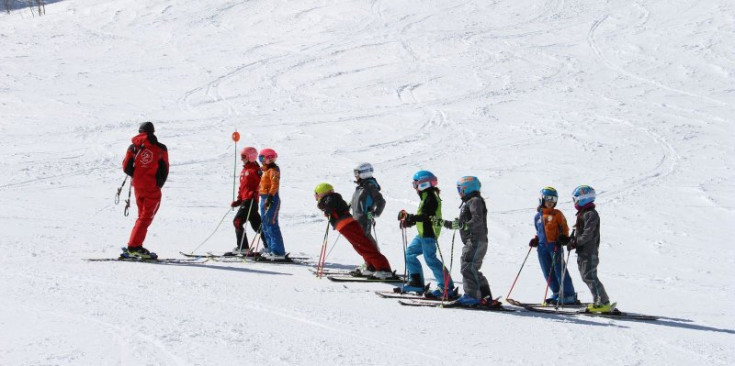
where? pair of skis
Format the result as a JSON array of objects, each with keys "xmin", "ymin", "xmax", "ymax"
[
  {"xmin": 307, "ymin": 267, "xmax": 405, "ymax": 283},
  {"xmin": 86, "ymin": 248, "xmax": 201, "ymax": 265},
  {"xmin": 504, "ymin": 299, "xmax": 659, "ymax": 321},
  {"xmin": 376, "ymin": 291, "xmax": 517, "ymax": 312},
  {"xmin": 179, "ymin": 251, "xmax": 310, "ymax": 264},
  {"xmin": 370, "ymin": 291, "xmax": 659, "ymax": 320}
]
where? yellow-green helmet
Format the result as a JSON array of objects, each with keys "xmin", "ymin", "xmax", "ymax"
[{"xmin": 314, "ymin": 183, "xmax": 334, "ymax": 200}]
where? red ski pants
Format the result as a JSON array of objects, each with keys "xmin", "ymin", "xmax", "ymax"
[
  {"xmin": 128, "ymin": 188, "xmax": 162, "ymax": 247},
  {"xmin": 337, "ymin": 219, "xmax": 391, "ymax": 271}
]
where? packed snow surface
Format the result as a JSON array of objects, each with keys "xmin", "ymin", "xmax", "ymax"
[{"xmin": 1, "ymin": 0, "xmax": 734, "ymax": 365}]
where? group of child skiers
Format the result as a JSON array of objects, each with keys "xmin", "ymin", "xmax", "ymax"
[{"xmin": 122, "ymin": 122, "xmax": 613, "ymax": 313}]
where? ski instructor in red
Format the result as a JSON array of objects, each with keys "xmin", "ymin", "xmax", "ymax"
[{"xmin": 122, "ymin": 122, "xmax": 169, "ymax": 259}]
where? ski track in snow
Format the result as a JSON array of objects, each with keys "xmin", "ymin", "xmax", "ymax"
[{"xmin": 587, "ymin": 9, "xmax": 732, "ymax": 108}]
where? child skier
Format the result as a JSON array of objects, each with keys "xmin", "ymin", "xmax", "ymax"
[
  {"xmin": 258, "ymin": 148, "xmax": 286, "ymax": 259},
  {"xmin": 121, "ymin": 122, "xmax": 169, "ymax": 259},
  {"xmin": 528, "ymin": 187, "xmax": 578, "ymax": 305},
  {"xmin": 396, "ymin": 170, "xmax": 455, "ymax": 299},
  {"xmin": 568, "ymin": 185, "xmax": 613, "ymax": 313},
  {"xmin": 230, "ymin": 146, "xmax": 267, "ymax": 255},
  {"xmin": 350, "ymin": 162, "xmax": 386, "ymax": 271},
  {"xmin": 315, "ymin": 183, "xmax": 395, "ymax": 279},
  {"xmin": 438, "ymin": 176, "xmax": 499, "ymax": 307}
]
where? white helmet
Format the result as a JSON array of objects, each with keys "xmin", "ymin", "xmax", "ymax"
[{"xmin": 353, "ymin": 162, "xmax": 374, "ymax": 179}]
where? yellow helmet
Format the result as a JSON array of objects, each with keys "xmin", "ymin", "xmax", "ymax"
[{"xmin": 314, "ymin": 183, "xmax": 334, "ymax": 200}]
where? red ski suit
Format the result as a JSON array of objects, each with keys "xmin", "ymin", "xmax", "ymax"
[
  {"xmin": 318, "ymin": 192, "xmax": 391, "ymax": 271},
  {"xmin": 122, "ymin": 132, "xmax": 169, "ymax": 247}
]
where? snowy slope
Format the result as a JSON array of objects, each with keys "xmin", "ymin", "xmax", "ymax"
[{"xmin": 1, "ymin": 0, "xmax": 734, "ymax": 365}]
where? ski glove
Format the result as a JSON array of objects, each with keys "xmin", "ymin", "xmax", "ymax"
[
  {"xmin": 529, "ymin": 236, "xmax": 539, "ymax": 247},
  {"xmin": 230, "ymin": 200, "xmax": 242, "ymax": 208},
  {"xmin": 557, "ymin": 234, "xmax": 570, "ymax": 246},
  {"xmin": 443, "ymin": 219, "xmax": 462, "ymax": 230},
  {"xmin": 567, "ymin": 236, "xmax": 577, "ymax": 250},
  {"xmin": 265, "ymin": 195, "xmax": 274, "ymax": 208},
  {"xmin": 366, "ymin": 211, "xmax": 374, "ymax": 222},
  {"xmin": 397, "ymin": 210, "xmax": 408, "ymax": 221}
]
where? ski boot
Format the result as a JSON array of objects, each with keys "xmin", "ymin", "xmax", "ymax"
[
  {"xmin": 349, "ymin": 264, "xmax": 375, "ymax": 277},
  {"xmin": 456, "ymin": 294, "xmax": 482, "ymax": 307},
  {"xmin": 122, "ymin": 246, "xmax": 157, "ymax": 260},
  {"xmin": 393, "ymin": 274, "xmax": 427, "ymax": 294},
  {"xmin": 425, "ymin": 286, "xmax": 459, "ymax": 300},
  {"xmin": 587, "ymin": 302, "xmax": 616, "ymax": 313}
]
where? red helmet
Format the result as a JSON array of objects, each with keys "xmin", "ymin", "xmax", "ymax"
[
  {"xmin": 258, "ymin": 148, "xmax": 278, "ymax": 163},
  {"xmin": 240, "ymin": 147, "xmax": 258, "ymax": 162}
]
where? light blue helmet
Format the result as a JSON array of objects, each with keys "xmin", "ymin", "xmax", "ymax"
[
  {"xmin": 456, "ymin": 176, "xmax": 481, "ymax": 197},
  {"xmin": 412, "ymin": 170, "xmax": 438, "ymax": 191},
  {"xmin": 572, "ymin": 185, "xmax": 596, "ymax": 207}
]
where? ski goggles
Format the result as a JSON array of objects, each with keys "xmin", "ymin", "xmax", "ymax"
[
  {"xmin": 542, "ymin": 195, "xmax": 558, "ymax": 203},
  {"xmin": 572, "ymin": 192, "xmax": 595, "ymax": 204},
  {"xmin": 412, "ymin": 178, "xmax": 435, "ymax": 191}
]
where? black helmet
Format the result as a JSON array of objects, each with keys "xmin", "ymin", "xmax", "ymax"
[{"xmin": 138, "ymin": 121, "xmax": 155, "ymax": 133}]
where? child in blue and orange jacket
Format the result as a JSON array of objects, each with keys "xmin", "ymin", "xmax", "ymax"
[{"xmin": 529, "ymin": 187, "xmax": 577, "ymax": 304}]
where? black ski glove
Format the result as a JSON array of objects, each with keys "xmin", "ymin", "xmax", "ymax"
[
  {"xmin": 265, "ymin": 195, "xmax": 274, "ymax": 208},
  {"xmin": 529, "ymin": 236, "xmax": 539, "ymax": 247},
  {"xmin": 557, "ymin": 234, "xmax": 570, "ymax": 246}
]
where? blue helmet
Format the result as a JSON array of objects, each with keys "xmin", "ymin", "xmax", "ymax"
[
  {"xmin": 412, "ymin": 170, "xmax": 438, "ymax": 191},
  {"xmin": 539, "ymin": 186, "xmax": 558, "ymax": 207},
  {"xmin": 456, "ymin": 176, "xmax": 481, "ymax": 197},
  {"xmin": 572, "ymin": 185, "xmax": 596, "ymax": 207}
]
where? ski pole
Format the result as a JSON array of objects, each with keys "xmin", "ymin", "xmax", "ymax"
[
  {"xmin": 231, "ymin": 131, "xmax": 240, "ymax": 210},
  {"xmin": 434, "ymin": 227, "xmax": 454, "ymax": 302},
  {"xmin": 324, "ymin": 232, "xmax": 342, "ymax": 259},
  {"xmin": 317, "ymin": 232, "xmax": 341, "ymax": 277},
  {"xmin": 505, "ymin": 246, "xmax": 533, "ymax": 301},
  {"xmin": 118, "ymin": 144, "xmax": 143, "ymax": 217},
  {"xmin": 236, "ymin": 200, "xmax": 255, "ymax": 253},
  {"xmin": 431, "ymin": 218, "xmax": 451, "ymax": 301},
  {"xmin": 114, "ymin": 176, "xmax": 133, "ymax": 217},
  {"xmin": 556, "ymin": 229, "xmax": 575, "ymax": 309},
  {"xmin": 556, "ymin": 247, "xmax": 573, "ymax": 310},
  {"xmin": 372, "ymin": 220, "xmax": 380, "ymax": 250},
  {"xmin": 401, "ymin": 222, "xmax": 408, "ymax": 286},
  {"xmin": 249, "ymin": 226, "xmax": 263, "ymax": 256},
  {"xmin": 542, "ymin": 245, "xmax": 560, "ymax": 305},
  {"xmin": 449, "ymin": 229, "xmax": 456, "ymax": 274},
  {"xmin": 114, "ymin": 176, "xmax": 128, "ymax": 205},
  {"xmin": 447, "ymin": 228, "xmax": 457, "ymax": 300},
  {"xmin": 316, "ymin": 221, "xmax": 330, "ymax": 278}
]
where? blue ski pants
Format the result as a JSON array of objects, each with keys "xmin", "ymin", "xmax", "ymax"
[
  {"xmin": 537, "ymin": 242, "xmax": 575, "ymax": 297},
  {"xmin": 406, "ymin": 235, "xmax": 453, "ymax": 289},
  {"xmin": 260, "ymin": 194, "xmax": 285, "ymax": 255}
]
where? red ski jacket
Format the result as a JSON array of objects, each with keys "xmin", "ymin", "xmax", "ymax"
[
  {"xmin": 237, "ymin": 162, "xmax": 262, "ymax": 201},
  {"xmin": 123, "ymin": 132, "xmax": 169, "ymax": 190}
]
